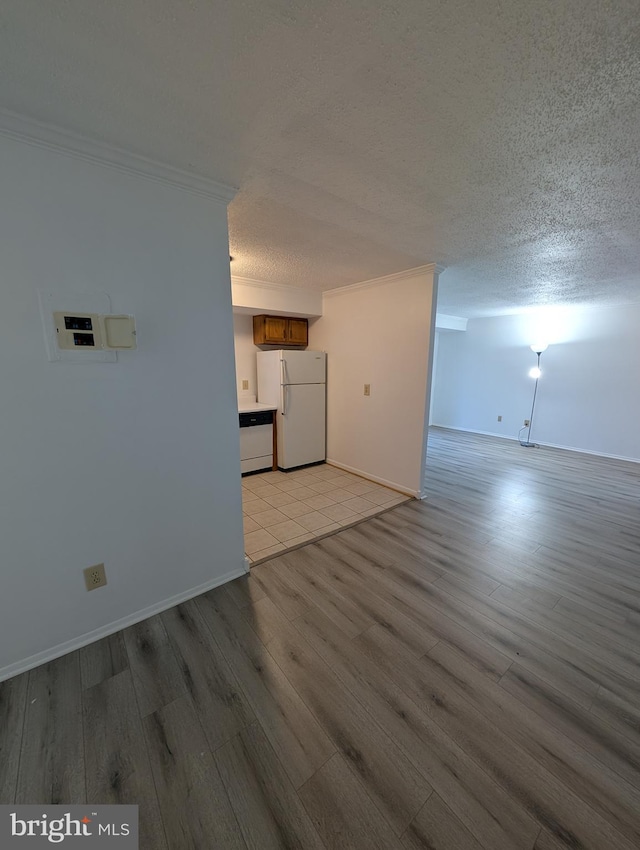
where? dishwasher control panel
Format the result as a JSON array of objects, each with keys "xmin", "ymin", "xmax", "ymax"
[{"xmin": 239, "ymin": 411, "xmax": 274, "ymax": 428}]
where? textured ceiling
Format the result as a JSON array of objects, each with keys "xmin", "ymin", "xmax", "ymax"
[{"xmin": 1, "ymin": 0, "xmax": 639, "ymax": 316}]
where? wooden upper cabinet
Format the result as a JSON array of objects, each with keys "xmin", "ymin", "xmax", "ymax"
[
  {"xmin": 286, "ymin": 318, "xmax": 309, "ymax": 346},
  {"xmin": 253, "ymin": 315, "xmax": 287, "ymax": 345},
  {"xmin": 253, "ymin": 315, "xmax": 308, "ymax": 347}
]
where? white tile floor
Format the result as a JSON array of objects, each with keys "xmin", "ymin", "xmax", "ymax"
[{"xmin": 242, "ymin": 463, "xmax": 411, "ymax": 563}]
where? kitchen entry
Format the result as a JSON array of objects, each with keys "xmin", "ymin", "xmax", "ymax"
[
  {"xmin": 237, "ymin": 347, "xmax": 410, "ymax": 563},
  {"xmin": 241, "ymin": 465, "xmax": 409, "ymax": 563}
]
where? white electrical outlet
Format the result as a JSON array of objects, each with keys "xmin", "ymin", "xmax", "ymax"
[
  {"xmin": 524, "ymin": 419, "xmax": 530, "ymax": 426},
  {"xmin": 84, "ymin": 563, "xmax": 107, "ymax": 591},
  {"xmin": 241, "ymin": 379, "xmax": 249, "ymax": 391},
  {"xmin": 497, "ymin": 415, "xmax": 503, "ymax": 422},
  {"xmin": 364, "ymin": 384, "xmax": 371, "ymax": 396}
]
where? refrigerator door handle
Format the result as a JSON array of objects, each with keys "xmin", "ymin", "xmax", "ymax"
[{"xmin": 280, "ymin": 356, "xmax": 288, "ymax": 415}]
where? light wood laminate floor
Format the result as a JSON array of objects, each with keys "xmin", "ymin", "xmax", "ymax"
[{"xmin": 2, "ymin": 427, "xmax": 640, "ymax": 849}]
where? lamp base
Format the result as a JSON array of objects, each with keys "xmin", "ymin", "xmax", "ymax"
[{"xmin": 520, "ymin": 441, "xmax": 537, "ymax": 448}]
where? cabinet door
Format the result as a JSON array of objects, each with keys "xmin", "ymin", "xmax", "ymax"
[
  {"xmin": 286, "ymin": 318, "xmax": 308, "ymax": 346},
  {"xmin": 254, "ymin": 315, "xmax": 288, "ymax": 344},
  {"xmin": 264, "ymin": 316, "xmax": 287, "ymax": 343}
]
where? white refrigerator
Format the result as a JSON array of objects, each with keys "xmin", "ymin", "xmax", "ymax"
[{"xmin": 257, "ymin": 350, "xmax": 326, "ymax": 470}]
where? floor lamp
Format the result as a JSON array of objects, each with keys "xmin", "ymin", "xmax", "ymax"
[{"xmin": 520, "ymin": 343, "xmax": 548, "ymax": 447}]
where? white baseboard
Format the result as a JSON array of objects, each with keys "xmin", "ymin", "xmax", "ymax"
[
  {"xmin": 533, "ymin": 439, "xmax": 640, "ymax": 464},
  {"xmin": 0, "ymin": 563, "xmax": 247, "ymax": 683},
  {"xmin": 326, "ymin": 459, "xmax": 418, "ymax": 498},
  {"xmin": 430, "ymin": 424, "xmax": 640, "ymax": 464},
  {"xmin": 430, "ymin": 424, "xmax": 519, "ymax": 442}
]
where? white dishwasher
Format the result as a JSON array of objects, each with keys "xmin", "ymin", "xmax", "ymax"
[{"xmin": 239, "ymin": 410, "xmax": 274, "ymax": 474}]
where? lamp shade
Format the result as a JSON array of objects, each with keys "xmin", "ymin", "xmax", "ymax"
[{"xmin": 530, "ymin": 342, "xmax": 548, "ymax": 353}]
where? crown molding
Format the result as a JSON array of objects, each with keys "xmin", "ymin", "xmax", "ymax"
[
  {"xmin": 435, "ymin": 313, "xmax": 468, "ymax": 331},
  {"xmin": 0, "ymin": 109, "xmax": 237, "ymax": 204},
  {"xmin": 231, "ymin": 275, "xmax": 313, "ymax": 293},
  {"xmin": 323, "ymin": 263, "xmax": 445, "ymax": 298}
]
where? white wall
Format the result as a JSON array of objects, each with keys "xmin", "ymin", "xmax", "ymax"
[
  {"xmin": 436, "ymin": 314, "xmax": 468, "ymax": 331},
  {"xmin": 232, "ymin": 277, "xmax": 322, "ymax": 317},
  {"xmin": 0, "ymin": 131, "xmax": 245, "ymax": 679},
  {"xmin": 428, "ymin": 330, "xmax": 440, "ymax": 425},
  {"xmin": 310, "ymin": 266, "xmax": 439, "ymax": 496},
  {"xmin": 431, "ymin": 304, "xmax": 640, "ymax": 461},
  {"xmin": 233, "ymin": 313, "xmax": 259, "ymax": 400}
]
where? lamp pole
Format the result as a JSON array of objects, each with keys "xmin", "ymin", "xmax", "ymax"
[{"xmin": 520, "ymin": 343, "xmax": 547, "ymax": 448}]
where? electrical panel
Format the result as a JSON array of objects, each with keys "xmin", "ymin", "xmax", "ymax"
[{"xmin": 53, "ymin": 312, "xmax": 136, "ymax": 351}]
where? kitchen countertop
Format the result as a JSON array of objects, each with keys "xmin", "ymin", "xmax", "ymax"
[{"xmin": 238, "ymin": 402, "xmax": 278, "ymax": 414}]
